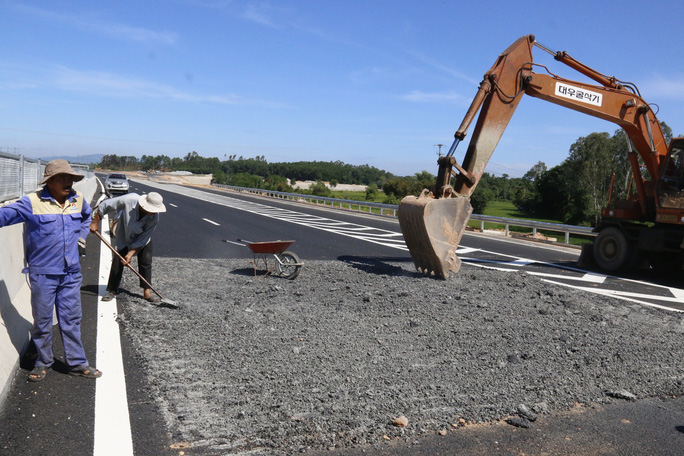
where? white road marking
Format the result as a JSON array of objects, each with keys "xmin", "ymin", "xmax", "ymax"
[
  {"xmin": 527, "ymin": 271, "xmax": 607, "ymax": 284},
  {"xmin": 202, "ymin": 218, "xmax": 220, "ymax": 226},
  {"xmin": 155, "ymin": 184, "xmax": 406, "ymax": 250},
  {"xmin": 464, "ymin": 257, "xmax": 535, "ymax": 267},
  {"xmin": 169, "ymin": 203, "xmax": 178, "ymax": 208},
  {"xmin": 94, "ymin": 215, "xmax": 134, "ymax": 456},
  {"xmin": 542, "ymin": 279, "xmax": 684, "ymax": 313},
  {"xmin": 131, "ymin": 180, "xmax": 684, "ymax": 310},
  {"xmin": 581, "ymin": 273, "xmax": 608, "ymax": 283},
  {"xmin": 508, "ymin": 258, "xmax": 534, "ymax": 266},
  {"xmin": 672, "ymin": 288, "xmax": 684, "ymax": 300},
  {"xmin": 460, "ymin": 260, "xmax": 521, "ymax": 272},
  {"xmin": 93, "ymin": 178, "xmax": 107, "ymax": 207}
]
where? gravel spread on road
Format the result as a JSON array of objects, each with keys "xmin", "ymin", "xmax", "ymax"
[{"xmin": 117, "ymin": 257, "xmax": 684, "ymax": 455}]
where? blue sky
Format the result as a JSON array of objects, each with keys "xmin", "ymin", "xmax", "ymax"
[{"xmin": 1, "ymin": 0, "xmax": 683, "ymax": 177}]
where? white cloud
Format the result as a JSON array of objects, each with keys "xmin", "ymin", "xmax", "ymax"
[
  {"xmin": 1, "ymin": 63, "xmax": 288, "ymax": 108},
  {"xmin": 404, "ymin": 50, "xmax": 480, "ymax": 87},
  {"xmin": 639, "ymin": 75, "xmax": 684, "ymax": 101},
  {"xmin": 90, "ymin": 21, "xmax": 178, "ymax": 45},
  {"xmin": 12, "ymin": 3, "xmax": 177, "ymax": 45},
  {"xmin": 51, "ymin": 66, "xmax": 289, "ymax": 107},
  {"xmin": 241, "ymin": 2, "xmax": 279, "ymax": 28},
  {"xmin": 400, "ymin": 90, "xmax": 465, "ymax": 104},
  {"xmin": 349, "ymin": 67, "xmax": 390, "ymax": 85}
]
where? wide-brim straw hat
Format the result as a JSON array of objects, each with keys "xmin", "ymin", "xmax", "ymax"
[
  {"xmin": 139, "ymin": 192, "xmax": 166, "ymax": 213},
  {"xmin": 39, "ymin": 159, "xmax": 85, "ymax": 185}
]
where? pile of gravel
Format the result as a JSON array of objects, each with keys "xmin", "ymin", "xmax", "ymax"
[{"xmin": 117, "ymin": 257, "xmax": 684, "ymax": 455}]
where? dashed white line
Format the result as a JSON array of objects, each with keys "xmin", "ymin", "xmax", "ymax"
[
  {"xmin": 202, "ymin": 218, "xmax": 220, "ymax": 226},
  {"xmin": 159, "ymin": 185, "xmax": 405, "ymax": 250}
]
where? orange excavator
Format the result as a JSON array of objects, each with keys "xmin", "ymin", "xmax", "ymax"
[{"xmin": 398, "ymin": 35, "xmax": 684, "ymax": 278}]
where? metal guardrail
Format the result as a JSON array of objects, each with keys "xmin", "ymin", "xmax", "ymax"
[
  {"xmin": 470, "ymin": 214, "xmax": 596, "ymax": 244},
  {"xmin": 0, "ymin": 152, "xmax": 94, "ymax": 202},
  {"xmin": 213, "ymin": 184, "xmax": 400, "ymax": 216},
  {"xmin": 212, "ymin": 184, "xmax": 596, "ymax": 245}
]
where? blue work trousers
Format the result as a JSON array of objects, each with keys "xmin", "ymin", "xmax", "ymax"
[{"xmin": 29, "ymin": 272, "xmax": 88, "ymax": 368}]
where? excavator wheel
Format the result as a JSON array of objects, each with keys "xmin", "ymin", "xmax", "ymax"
[
  {"xmin": 592, "ymin": 226, "xmax": 640, "ymax": 272},
  {"xmin": 398, "ymin": 192, "xmax": 473, "ymax": 279}
]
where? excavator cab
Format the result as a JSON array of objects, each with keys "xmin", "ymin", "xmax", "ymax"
[{"xmin": 657, "ymin": 140, "xmax": 684, "ymax": 208}]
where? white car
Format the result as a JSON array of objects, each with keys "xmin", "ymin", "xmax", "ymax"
[{"xmin": 104, "ymin": 173, "xmax": 129, "ymax": 195}]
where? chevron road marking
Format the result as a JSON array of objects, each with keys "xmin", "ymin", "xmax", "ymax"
[
  {"xmin": 526, "ymin": 271, "xmax": 607, "ymax": 284},
  {"xmin": 542, "ymin": 279, "xmax": 684, "ymax": 313},
  {"xmin": 131, "ymin": 181, "xmax": 684, "ymax": 311}
]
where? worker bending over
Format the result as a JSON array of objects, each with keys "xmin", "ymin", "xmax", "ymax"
[{"xmin": 91, "ymin": 192, "xmax": 166, "ymax": 303}]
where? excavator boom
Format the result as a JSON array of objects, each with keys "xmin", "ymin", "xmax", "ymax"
[
  {"xmin": 398, "ymin": 34, "xmax": 680, "ymax": 278},
  {"xmin": 399, "ymin": 35, "xmax": 536, "ymax": 278}
]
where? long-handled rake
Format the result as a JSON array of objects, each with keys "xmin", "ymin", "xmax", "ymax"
[{"xmin": 93, "ymin": 230, "xmax": 178, "ymax": 307}]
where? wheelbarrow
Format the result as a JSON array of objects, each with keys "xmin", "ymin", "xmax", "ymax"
[{"xmin": 238, "ymin": 239, "xmax": 303, "ymax": 279}]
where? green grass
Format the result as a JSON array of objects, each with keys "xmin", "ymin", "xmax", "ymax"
[
  {"xmin": 480, "ymin": 200, "xmax": 560, "ymax": 223},
  {"xmin": 329, "ymin": 190, "xmax": 386, "ymax": 204},
  {"xmin": 471, "ymin": 200, "xmax": 593, "ymax": 246}
]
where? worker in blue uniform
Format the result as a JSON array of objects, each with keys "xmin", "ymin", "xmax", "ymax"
[{"xmin": 0, "ymin": 160, "xmax": 101, "ymax": 382}]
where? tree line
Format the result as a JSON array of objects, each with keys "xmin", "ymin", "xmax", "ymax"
[
  {"xmin": 98, "ymin": 152, "xmax": 394, "ymax": 194},
  {"xmin": 99, "ymin": 121, "xmax": 674, "ymax": 227},
  {"xmin": 472, "ymin": 123, "xmax": 671, "ymax": 226}
]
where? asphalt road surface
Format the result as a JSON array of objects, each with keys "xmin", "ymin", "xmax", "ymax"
[{"xmin": 0, "ymin": 178, "xmax": 682, "ymax": 455}]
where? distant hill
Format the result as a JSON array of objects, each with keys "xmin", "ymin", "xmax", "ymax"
[{"xmin": 31, "ymin": 154, "xmax": 105, "ymax": 165}]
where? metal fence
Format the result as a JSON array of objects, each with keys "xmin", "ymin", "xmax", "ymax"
[
  {"xmin": 0, "ymin": 152, "xmax": 93, "ymax": 202},
  {"xmin": 212, "ymin": 184, "xmax": 596, "ymax": 245}
]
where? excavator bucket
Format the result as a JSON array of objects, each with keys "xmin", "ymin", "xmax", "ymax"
[
  {"xmin": 398, "ymin": 192, "xmax": 473, "ymax": 279},
  {"xmin": 396, "ymin": 35, "xmax": 533, "ymax": 279}
]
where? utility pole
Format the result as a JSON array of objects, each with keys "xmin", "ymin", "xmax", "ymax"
[{"xmin": 434, "ymin": 144, "xmax": 444, "ymax": 157}]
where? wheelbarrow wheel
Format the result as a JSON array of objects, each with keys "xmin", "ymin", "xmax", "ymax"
[{"xmin": 277, "ymin": 251, "xmax": 301, "ymax": 280}]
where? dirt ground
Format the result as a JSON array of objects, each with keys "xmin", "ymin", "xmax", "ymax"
[{"xmin": 100, "ymin": 170, "xmax": 214, "ymax": 187}]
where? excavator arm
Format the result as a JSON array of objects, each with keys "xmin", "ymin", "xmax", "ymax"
[{"xmin": 398, "ymin": 34, "xmax": 672, "ymax": 278}]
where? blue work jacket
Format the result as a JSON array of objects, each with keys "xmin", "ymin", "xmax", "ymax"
[{"xmin": 0, "ymin": 187, "xmax": 92, "ymax": 274}]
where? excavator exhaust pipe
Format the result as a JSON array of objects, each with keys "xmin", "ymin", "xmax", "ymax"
[{"xmin": 398, "ymin": 191, "xmax": 473, "ymax": 279}]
